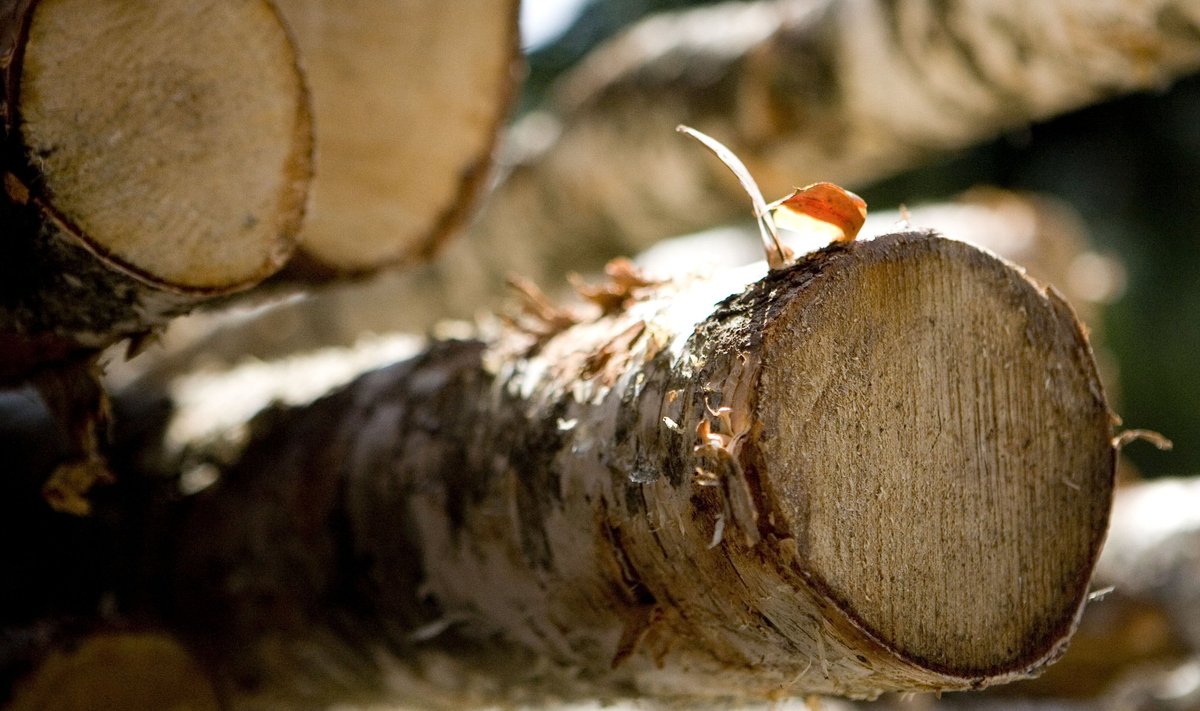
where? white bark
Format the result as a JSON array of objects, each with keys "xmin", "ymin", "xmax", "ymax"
[{"xmin": 174, "ymin": 233, "xmax": 1114, "ymax": 707}]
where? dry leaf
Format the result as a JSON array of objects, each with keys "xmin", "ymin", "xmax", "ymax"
[{"xmin": 771, "ymin": 182, "xmax": 868, "ymax": 244}]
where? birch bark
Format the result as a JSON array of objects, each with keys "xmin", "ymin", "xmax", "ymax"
[{"xmin": 174, "ymin": 233, "xmax": 1115, "ymax": 706}]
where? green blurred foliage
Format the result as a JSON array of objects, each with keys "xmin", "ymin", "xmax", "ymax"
[{"xmin": 523, "ymin": 0, "xmax": 1200, "ymax": 477}]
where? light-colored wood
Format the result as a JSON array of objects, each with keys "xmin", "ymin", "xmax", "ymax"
[
  {"xmin": 17, "ymin": 0, "xmax": 310, "ymax": 289},
  {"xmin": 758, "ymin": 236, "xmax": 1114, "ymax": 675},
  {"xmin": 270, "ymin": 0, "xmax": 520, "ymax": 272},
  {"xmin": 0, "ymin": 0, "xmax": 311, "ymax": 372},
  {"xmin": 174, "ymin": 233, "xmax": 1114, "ymax": 706}
]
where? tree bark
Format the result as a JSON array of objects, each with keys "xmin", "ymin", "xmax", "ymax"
[{"xmin": 165, "ymin": 233, "xmax": 1114, "ymax": 707}]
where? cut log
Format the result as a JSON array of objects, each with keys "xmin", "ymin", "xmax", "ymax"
[
  {"xmin": 269, "ymin": 0, "xmax": 521, "ymax": 275},
  {"xmin": 0, "ymin": 0, "xmax": 522, "ymax": 381},
  {"xmin": 173, "ymin": 233, "xmax": 1114, "ymax": 706},
  {"xmin": 0, "ymin": 0, "xmax": 312, "ymax": 374}
]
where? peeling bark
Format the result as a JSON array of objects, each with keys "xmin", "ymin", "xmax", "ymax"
[{"xmin": 172, "ymin": 233, "xmax": 1114, "ymax": 707}]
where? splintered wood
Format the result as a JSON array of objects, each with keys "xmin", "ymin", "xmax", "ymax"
[{"xmin": 178, "ymin": 233, "xmax": 1115, "ymax": 706}]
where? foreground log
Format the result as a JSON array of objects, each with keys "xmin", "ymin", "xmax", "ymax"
[
  {"xmin": 0, "ymin": 0, "xmax": 311, "ymax": 362},
  {"xmin": 169, "ymin": 233, "xmax": 1114, "ymax": 707}
]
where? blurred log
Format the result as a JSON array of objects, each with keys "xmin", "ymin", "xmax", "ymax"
[
  {"xmin": 269, "ymin": 0, "xmax": 521, "ymax": 276},
  {"xmin": 457, "ymin": 0, "xmax": 1200, "ymax": 306},
  {"xmin": 0, "ymin": 0, "xmax": 522, "ymax": 383},
  {"xmin": 1097, "ymin": 477, "xmax": 1200, "ymax": 650},
  {"xmin": 6, "ymin": 631, "xmax": 219, "ymax": 711},
  {"xmin": 163, "ymin": 234, "xmax": 1114, "ymax": 707},
  {"xmin": 0, "ymin": 0, "xmax": 311, "ymax": 379}
]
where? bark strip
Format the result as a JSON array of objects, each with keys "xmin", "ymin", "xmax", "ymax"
[{"xmin": 175, "ymin": 233, "xmax": 1115, "ymax": 707}]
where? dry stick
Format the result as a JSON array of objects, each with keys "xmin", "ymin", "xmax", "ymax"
[
  {"xmin": 676, "ymin": 124, "xmax": 791, "ymax": 269},
  {"xmin": 0, "ymin": 0, "xmax": 312, "ymax": 377},
  {"xmin": 410, "ymin": 0, "xmax": 1200, "ymax": 324},
  {"xmin": 176, "ymin": 233, "xmax": 1114, "ymax": 707}
]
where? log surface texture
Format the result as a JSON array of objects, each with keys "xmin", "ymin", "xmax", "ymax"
[{"xmin": 177, "ymin": 233, "xmax": 1115, "ymax": 707}]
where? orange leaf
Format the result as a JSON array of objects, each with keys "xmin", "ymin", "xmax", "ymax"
[{"xmin": 772, "ymin": 182, "xmax": 867, "ymax": 244}]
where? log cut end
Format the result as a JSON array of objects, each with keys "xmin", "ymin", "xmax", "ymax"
[
  {"xmin": 272, "ymin": 0, "xmax": 520, "ymax": 272},
  {"xmin": 755, "ymin": 233, "xmax": 1115, "ymax": 681},
  {"xmin": 14, "ymin": 0, "xmax": 310, "ymax": 290}
]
